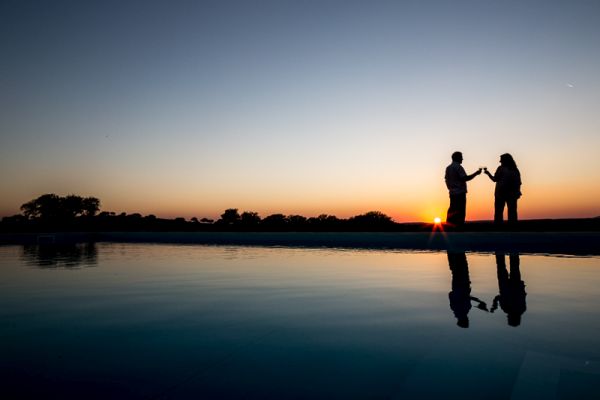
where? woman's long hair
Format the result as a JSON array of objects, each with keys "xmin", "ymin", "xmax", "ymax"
[{"xmin": 500, "ymin": 153, "xmax": 518, "ymax": 171}]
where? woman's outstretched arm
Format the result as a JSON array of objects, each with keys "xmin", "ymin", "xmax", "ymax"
[{"xmin": 484, "ymin": 168, "xmax": 497, "ymax": 182}]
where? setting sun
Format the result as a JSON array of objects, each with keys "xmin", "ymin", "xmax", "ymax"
[{"xmin": 434, "ymin": 217, "xmax": 442, "ymax": 224}]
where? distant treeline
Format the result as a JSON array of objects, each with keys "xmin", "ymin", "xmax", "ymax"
[
  {"xmin": 2, "ymin": 194, "xmax": 599, "ymax": 233},
  {"xmin": 1, "ymin": 194, "xmax": 403, "ymax": 232}
]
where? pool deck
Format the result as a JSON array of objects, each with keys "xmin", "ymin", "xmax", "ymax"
[{"xmin": 1, "ymin": 231, "xmax": 599, "ymax": 256}]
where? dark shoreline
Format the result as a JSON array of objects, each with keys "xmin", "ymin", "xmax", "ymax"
[{"xmin": 2, "ymin": 231, "xmax": 599, "ymax": 256}]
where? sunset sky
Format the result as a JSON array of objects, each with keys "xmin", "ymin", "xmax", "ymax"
[{"xmin": 1, "ymin": 0, "xmax": 599, "ymax": 222}]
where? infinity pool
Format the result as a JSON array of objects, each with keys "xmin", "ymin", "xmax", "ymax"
[{"xmin": 1, "ymin": 243, "xmax": 599, "ymax": 399}]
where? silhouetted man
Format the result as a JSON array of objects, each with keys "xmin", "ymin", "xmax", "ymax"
[
  {"xmin": 447, "ymin": 251, "xmax": 488, "ymax": 328},
  {"xmin": 491, "ymin": 252, "xmax": 527, "ymax": 327},
  {"xmin": 445, "ymin": 151, "xmax": 482, "ymax": 226}
]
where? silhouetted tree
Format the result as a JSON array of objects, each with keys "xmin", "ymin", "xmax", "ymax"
[
  {"xmin": 261, "ymin": 214, "xmax": 288, "ymax": 230},
  {"xmin": 2, "ymin": 214, "xmax": 28, "ymax": 223},
  {"xmin": 316, "ymin": 214, "xmax": 339, "ymax": 223},
  {"xmin": 349, "ymin": 211, "xmax": 394, "ymax": 227},
  {"xmin": 20, "ymin": 194, "xmax": 101, "ymax": 221},
  {"xmin": 82, "ymin": 197, "xmax": 100, "ymax": 217},
  {"xmin": 20, "ymin": 194, "xmax": 61, "ymax": 220},
  {"xmin": 200, "ymin": 217, "xmax": 214, "ymax": 224},
  {"xmin": 240, "ymin": 211, "xmax": 261, "ymax": 226},
  {"xmin": 219, "ymin": 208, "xmax": 241, "ymax": 225},
  {"xmin": 288, "ymin": 215, "xmax": 307, "ymax": 229},
  {"xmin": 0, "ymin": 214, "xmax": 29, "ymax": 231},
  {"xmin": 62, "ymin": 195, "xmax": 84, "ymax": 219},
  {"xmin": 307, "ymin": 214, "xmax": 342, "ymax": 230}
]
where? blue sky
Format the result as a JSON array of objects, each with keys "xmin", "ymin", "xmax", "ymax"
[{"xmin": 2, "ymin": 0, "xmax": 599, "ymax": 221}]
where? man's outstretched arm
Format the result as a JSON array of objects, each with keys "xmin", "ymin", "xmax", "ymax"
[{"xmin": 465, "ymin": 168, "xmax": 482, "ymax": 181}]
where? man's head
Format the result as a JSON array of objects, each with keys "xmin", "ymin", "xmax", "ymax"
[{"xmin": 451, "ymin": 151, "xmax": 463, "ymax": 163}]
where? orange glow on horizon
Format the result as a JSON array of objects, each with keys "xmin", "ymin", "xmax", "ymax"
[{"xmin": 2, "ymin": 181, "xmax": 599, "ymax": 223}]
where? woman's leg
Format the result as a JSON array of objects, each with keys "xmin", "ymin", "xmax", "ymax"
[
  {"xmin": 507, "ymin": 198, "xmax": 518, "ymax": 222},
  {"xmin": 494, "ymin": 196, "xmax": 505, "ymax": 224}
]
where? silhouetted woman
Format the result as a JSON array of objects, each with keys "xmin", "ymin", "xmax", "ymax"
[
  {"xmin": 490, "ymin": 252, "xmax": 527, "ymax": 327},
  {"xmin": 484, "ymin": 153, "xmax": 522, "ymax": 224}
]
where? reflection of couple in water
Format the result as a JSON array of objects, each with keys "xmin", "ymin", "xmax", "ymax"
[{"xmin": 447, "ymin": 251, "xmax": 527, "ymax": 328}]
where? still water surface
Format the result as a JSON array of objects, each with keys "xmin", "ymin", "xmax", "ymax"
[{"xmin": 1, "ymin": 243, "xmax": 599, "ymax": 399}]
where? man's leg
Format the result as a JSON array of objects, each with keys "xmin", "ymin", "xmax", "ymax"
[
  {"xmin": 457, "ymin": 193, "xmax": 466, "ymax": 225},
  {"xmin": 447, "ymin": 195, "xmax": 457, "ymax": 225},
  {"xmin": 448, "ymin": 194, "xmax": 467, "ymax": 226}
]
